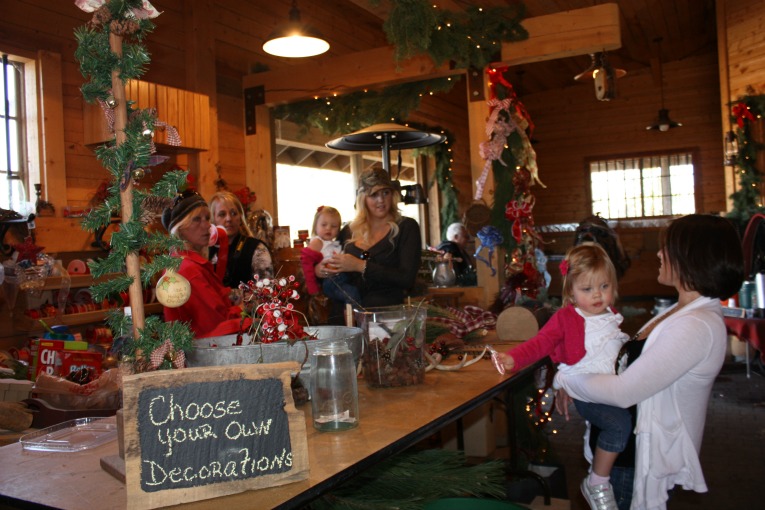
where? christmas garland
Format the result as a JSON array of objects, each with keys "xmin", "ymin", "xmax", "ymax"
[
  {"xmin": 480, "ymin": 67, "xmax": 544, "ymax": 292},
  {"xmin": 74, "ymin": 0, "xmax": 194, "ymax": 371},
  {"xmin": 728, "ymin": 88, "xmax": 765, "ymax": 228},
  {"xmin": 274, "ymin": 78, "xmax": 461, "ymax": 235},
  {"xmin": 380, "ymin": 0, "xmax": 529, "ymax": 70}
]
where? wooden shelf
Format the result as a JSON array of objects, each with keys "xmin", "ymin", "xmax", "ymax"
[{"xmin": 14, "ymin": 303, "xmax": 164, "ymax": 333}]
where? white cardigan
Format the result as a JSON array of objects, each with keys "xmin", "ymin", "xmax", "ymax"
[{"xmin": 555, "ymin": 296, "xmax": 726, "ymax": 510}]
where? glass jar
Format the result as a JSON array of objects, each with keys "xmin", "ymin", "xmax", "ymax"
[
  {"xmin": 355, "ymin": 304, "xmax": 427, "ymax": 388},
  {"xmin": 309, "ymin": 341, "xmax": 359, "ymax": 431}
]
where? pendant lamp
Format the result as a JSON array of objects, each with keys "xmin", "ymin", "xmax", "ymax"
[
  {"xmin": 262, "ymin": 0, "xmax": 329, "ymax": 58},
  {"xmin": 326, "ymin": 123, "xmax": 446, "ymax": 205},
  {"xmin": 646, "ymin": 38, "xmax": 682, "ymax": 131}
]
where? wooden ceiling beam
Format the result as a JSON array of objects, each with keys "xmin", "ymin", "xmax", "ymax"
[
  {"xmin": 244, "ymin": 3, "xmax": 621, "ymax": 106},
  {"xmin": 497, "ymin": 3, "xmax": 622, "ymax": 67}
]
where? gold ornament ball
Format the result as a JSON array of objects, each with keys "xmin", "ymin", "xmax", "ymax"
[
  {"xmin": 105, "ymin": 96, "xmax": 118, "ymax": 108},
  {"xmin": 155, "ymin": 270, "xmax": 191, "ymax": 308},
  {"xmin": 131, "ymin": 168, "xmax": 145, "ymax": 180}
]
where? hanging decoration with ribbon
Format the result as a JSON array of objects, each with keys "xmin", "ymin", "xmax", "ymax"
[
  {"xmin": 150, "ymin": 338, "xmax": 186, "ymax": 369},
  {"xmin": 504, "ymin": 195, "xmax": 535, "ymax": 243},
  {"xmin": 474, "ymin": 225, "xmax": 504, "ymax": 276}
]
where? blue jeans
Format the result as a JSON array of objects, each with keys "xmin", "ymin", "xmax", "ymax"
[
  {"xmin": 322, "ymin": 273, "xmax": 361, "ymax": 306},
  {"xmin": 574, "ymin": 400, "xmax": 632, "ymax": 453},
  {"xmin": 609, "ymin": 465, "xmax": 634, "ymax": 510}
]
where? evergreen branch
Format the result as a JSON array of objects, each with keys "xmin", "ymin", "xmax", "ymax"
[
  {"xmin": 90, "ymin": 274, "xmax": 134, "ymax": 303},
  {"xmin": 383, "ymin": 1, "xmax": 528, "ymax": 70},
  {"xmin": 140, "ymin": 253, "xmax": 182, "ymax": 287},
  {"xmin": 314, "ymin": 450, "xmax": 506, "ymax": 509},
  {"xmin": 152, "ymin": 170, "xmax": 192, "ymax": 197},
  {"xmin": 89, "ymin": 251, "xmax": 128, "ymax": 279},
  {"xmin": 106, "ymin": 307, "xmax": 132, "ymax": 338},
  {"xmin": 82, "ymin": 203, "xmax": 116, "ymax": 232},
  {"xmin": 108, "ymin": 220, "xmax": 149, "ymax": 255}
]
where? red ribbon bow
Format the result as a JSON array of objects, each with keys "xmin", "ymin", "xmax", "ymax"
[
  {"xmin": 732, "ymin": 102, "xmax": 756, "ymax": 129},
  {"xmin": 504, "ymin": 196, "xmax": 535, "ymax": 242},
  {"xmin": 150, "ymin": 339, "xmax": 186, "ymax": 369}
]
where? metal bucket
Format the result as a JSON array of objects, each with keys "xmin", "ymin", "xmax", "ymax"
[{"xmin": 186, "ymin": 325, "xmax": 363, "ymax": 395}]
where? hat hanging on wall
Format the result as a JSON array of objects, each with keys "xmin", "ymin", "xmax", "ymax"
[
  {"xmin": 326, "ymin": 123, "xmax": 445, "ymax": 205},
  {"xmin": 574, "ymin": 52, "xmax": 626, "ymax": 101}
]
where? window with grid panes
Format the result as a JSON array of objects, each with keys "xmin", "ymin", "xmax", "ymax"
[
  {"xmin": 1, "ymin": 53, "xmax": 28, "ymax": 211},
  {"xmin": 589, "ymin": 152, "xmax": 695, "ymax": 219}
]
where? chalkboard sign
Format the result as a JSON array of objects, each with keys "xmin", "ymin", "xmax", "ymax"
[{"xmin": 122, "ymin": 362, "xmax": 309, "ymax": 509}]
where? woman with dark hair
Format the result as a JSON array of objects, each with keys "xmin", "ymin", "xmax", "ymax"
[{"xmin": 555, "ymin": 214, "xmax": 744, "ymax": 510}]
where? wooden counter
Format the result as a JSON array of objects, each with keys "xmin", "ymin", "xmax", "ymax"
[{"xmin": 0, "ymin": 359, "xmax": 542, "ymax": 510}]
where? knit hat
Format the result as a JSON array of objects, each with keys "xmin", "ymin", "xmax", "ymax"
[
  {"xmin": 161, "ymin": 191, "xmax": 207, "ymax": 231},
  {"xmin": 357, "ymin": 168, "xmax": 394, "ymax": 194}
]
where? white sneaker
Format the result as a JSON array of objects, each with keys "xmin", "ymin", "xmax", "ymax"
[{"xmin": 580, "ymin": 477, "xmax": 618, "ymax": 510}]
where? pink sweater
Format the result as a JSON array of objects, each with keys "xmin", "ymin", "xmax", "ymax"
[{"xmin": 506, "ymin": 304, "xmax": 587, "ymax": 370}]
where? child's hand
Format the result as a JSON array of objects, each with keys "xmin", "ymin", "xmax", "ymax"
[{"xmin": 498, "ymin": 353, "xmax": 515, "ymax": 372}]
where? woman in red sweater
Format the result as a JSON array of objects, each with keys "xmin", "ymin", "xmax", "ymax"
[{"xmin": 161, "ymin": 191, "xmax": 243, "ymax": 338}]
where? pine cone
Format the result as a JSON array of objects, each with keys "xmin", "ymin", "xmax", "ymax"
[{"xmin": 89, "ymin": 5, "xmax": 112, "ymax": 29}]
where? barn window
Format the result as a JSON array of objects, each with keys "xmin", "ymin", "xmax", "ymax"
[{"xmin": 589, "ymin": 151, "xmax": 695, "ymax": 219}]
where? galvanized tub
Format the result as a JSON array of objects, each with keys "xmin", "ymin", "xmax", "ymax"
[{"xmin": 186, "ymin": 325, "xmax": 364, "ymax": 396}]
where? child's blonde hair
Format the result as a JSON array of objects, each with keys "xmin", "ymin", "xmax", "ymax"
[
  {"xmin": 560, "ymin": 242, "xmax": 619, "ymax": 307},
  {"xmin": 312, "ymin": 206, "xmax": 341, "ymax": 237}
]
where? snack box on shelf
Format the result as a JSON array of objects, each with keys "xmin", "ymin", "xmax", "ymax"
[{"xmin": 30, "ymin": 339, "xmax": 89, "ymax": 382}]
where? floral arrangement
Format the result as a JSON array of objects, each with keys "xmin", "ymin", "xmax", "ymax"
[
  {"xmin": 236, "ymin": 275, "xmax": 306, "ymax": 345},
  {"xmin": 234, "ymin": 187, "xmax": 257, "ymax": 213}
]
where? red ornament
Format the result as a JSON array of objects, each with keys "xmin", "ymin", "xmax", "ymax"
[{"xmin": 13, "ymin": 236, "xmax": 44, "ymax": 263}]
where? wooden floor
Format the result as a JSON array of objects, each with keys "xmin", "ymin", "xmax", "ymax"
[{"xmin": 543, "ymin": 359, "xmax": 765, "ymax": 510}]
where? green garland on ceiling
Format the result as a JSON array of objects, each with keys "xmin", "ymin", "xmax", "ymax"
[
  {"xmin": 274, "ymin": 78, "xmax": 461, "ymax": 235},
  {"xmin": 728, "ymin": 89, "xmax": 765, "ymax": 229},
  {"xmin": 379, "ymin": 0, "xmax": 529, "ymax": 70}
]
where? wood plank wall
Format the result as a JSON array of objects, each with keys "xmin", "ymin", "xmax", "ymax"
[{"xmin": 0, "ymin": 0, "xmax": 764, "ymax": 293}]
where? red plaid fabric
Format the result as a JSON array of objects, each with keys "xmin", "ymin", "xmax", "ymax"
[
  {"xmin": 428, "ymin": 305, "xmax": 497, "ymax": 338},
  {"xmin": 150, "ymin": 338, "xmax": 186, "ymax": 369}
]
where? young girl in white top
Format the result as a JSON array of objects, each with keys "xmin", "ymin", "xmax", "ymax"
[
  {"xmin": 499, "ymin": 243, "xmax": 629, "ymax": 510},
  {"xmin": 300, "ymin": 206, "xmax": 360, "ymax": 305}
]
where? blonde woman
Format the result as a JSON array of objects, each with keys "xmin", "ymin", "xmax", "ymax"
[
  {"xmin": 161, "ymin": 191, "xmax": 242, "ymax": 338},
  {"xmin": 317, "ymin": 168, "xmax": 421, "ymax": 308},
  {"xmin": 208, "ymin": 190, "xmax": 274, "ymax": 287}
]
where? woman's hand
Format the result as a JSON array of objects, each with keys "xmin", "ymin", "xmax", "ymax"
[
  {"xmin": 554, "ymin": 388, "xmax": 572, "ymax": 421},
  {"xmin": 324, "ymin": 253, "xmax": 365, "ymax": 275}
]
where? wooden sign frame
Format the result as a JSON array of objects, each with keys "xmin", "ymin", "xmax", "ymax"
[{"xmin": 121, "ymin": 362, "xmax": 308, "ymax": 509}]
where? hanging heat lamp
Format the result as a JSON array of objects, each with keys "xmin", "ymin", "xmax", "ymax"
[
  {"xmin": 646, "ymin": 38, "xmax": 682, "ymax": 131},
  {"xmin": 326, "ymin": 123, "xmax": 446, "ymax": 205},
  {"xmin": 574, "ymin": 52, "xmax": 626, "ymax": 101}
]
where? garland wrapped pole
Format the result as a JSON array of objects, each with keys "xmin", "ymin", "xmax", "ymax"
[{"xmin": 110, "ymin": 31, "xmax": 145, "ymax": 333}]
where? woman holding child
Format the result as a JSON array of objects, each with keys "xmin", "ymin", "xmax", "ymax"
[
  {"xmin": 316, "ymin": 167, "xmax": 421, "ymax": 308},
  {"xmin": 555, "ymin": 214, "xmax": 744, "ymax": 510}
]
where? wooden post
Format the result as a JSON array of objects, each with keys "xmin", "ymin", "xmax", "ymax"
[{"xmin": 109, "ymin": 33, "xmax": 145, "ymax": 333}]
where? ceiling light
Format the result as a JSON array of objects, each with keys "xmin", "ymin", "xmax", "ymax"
[
  {"xmin": 262, "ymin": 0, "xmax": 329, "ymax": 58},
  {"xmin": 646, "ymin": 38, "xmax": 682, "ymax": 131}
]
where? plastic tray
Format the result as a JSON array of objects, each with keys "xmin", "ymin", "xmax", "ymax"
[{"xmin": 20, "ymin": 417, "xmax": 117, "ymax": 452}]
